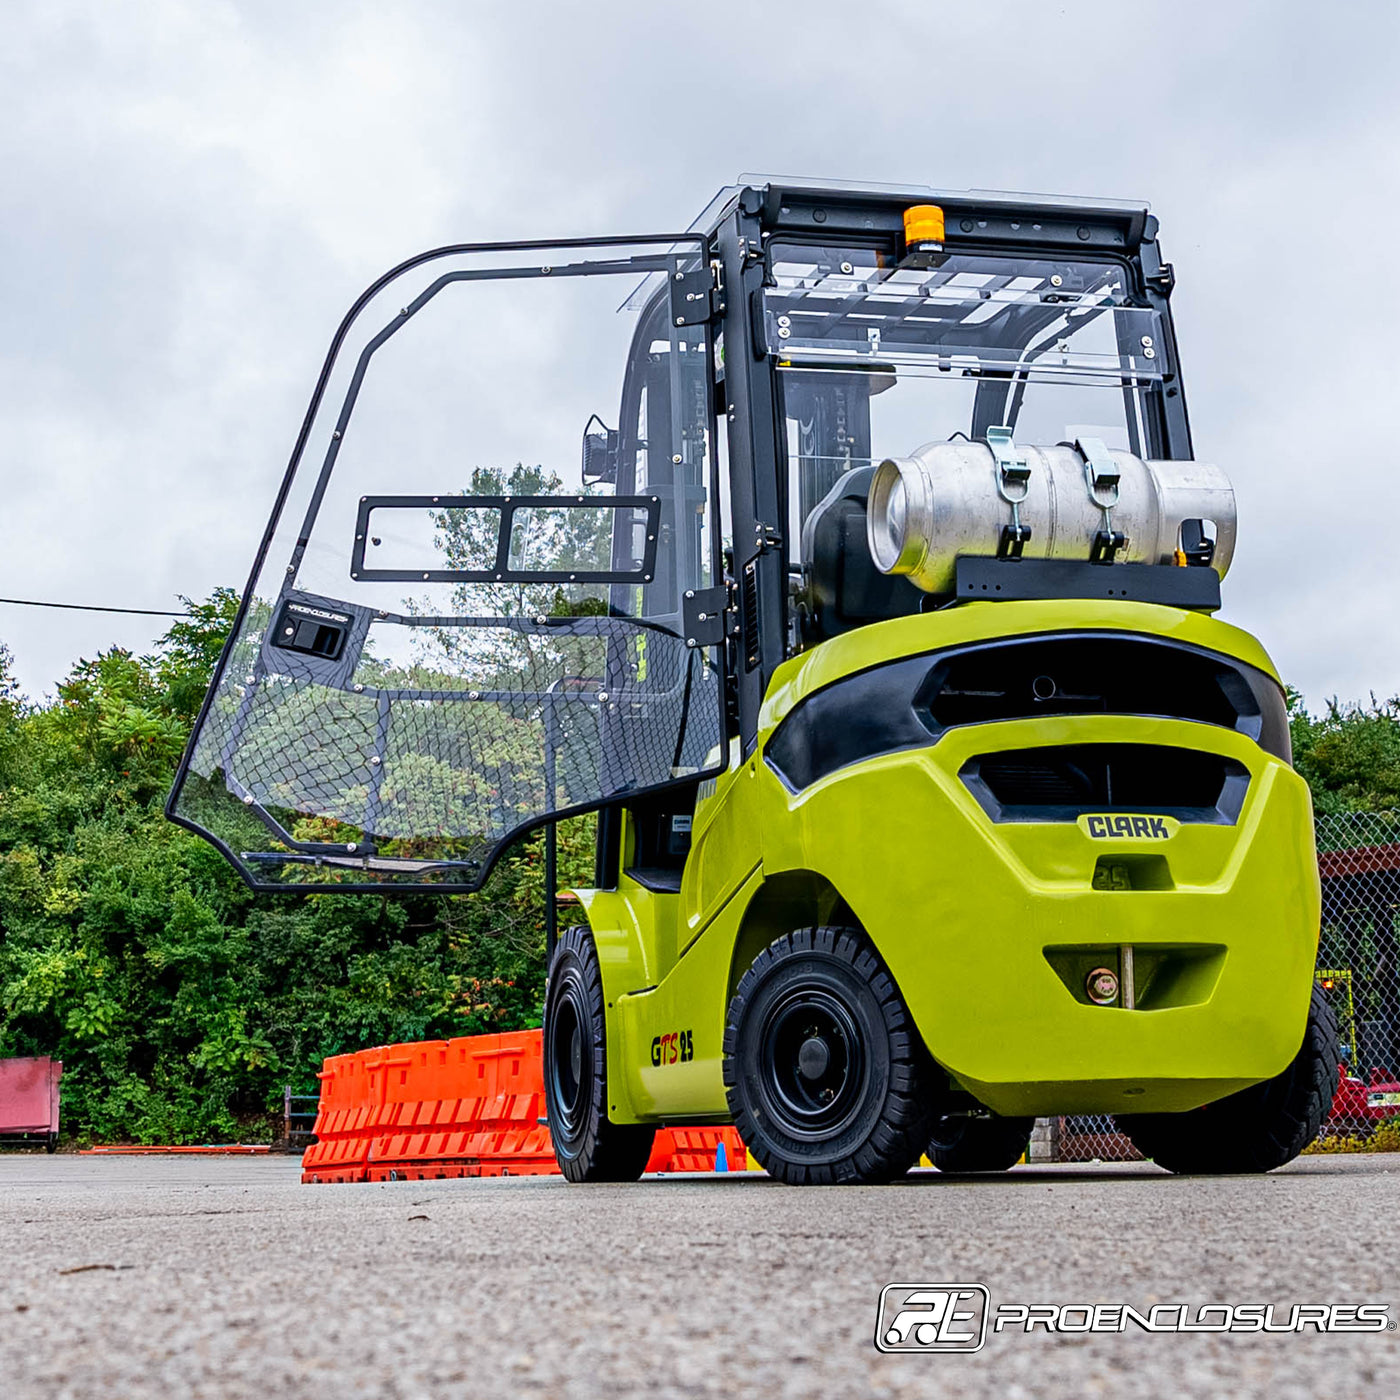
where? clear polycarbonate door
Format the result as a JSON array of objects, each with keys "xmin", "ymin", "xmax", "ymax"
[{"xmin": 169, "ymin": 238, "xmax": 724, "ymax": 890}]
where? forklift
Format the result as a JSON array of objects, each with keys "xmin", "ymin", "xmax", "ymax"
[{"xmin": 169, "ymin": 176, "xmax": 1337, "ymax": 1183}]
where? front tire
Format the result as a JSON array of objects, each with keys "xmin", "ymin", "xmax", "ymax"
[
  {"xmin": 543, "ymin": 925, "xmax": 655, "ymax": 1183},
  {"xmin": 927, "ymin": 1113, "xmax": 1033, "ymax": 1172},
  {"xmin": 723, "ymin": 927, "xmax": 936, "ymax": 1185},
  {"xmin": 1116, "ymin": 984, "xmax": 1340, "ymax": 1174}
]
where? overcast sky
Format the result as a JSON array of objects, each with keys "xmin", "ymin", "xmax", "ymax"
[{"xmin": 2, "ymin": 0, "xmax": 1398, "ymax": 708}]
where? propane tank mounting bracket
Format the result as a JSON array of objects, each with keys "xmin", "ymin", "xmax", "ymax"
[
  {"xmin": 954, "ymin": 556, "xmax": 1221, "ymax": 610},
  {"xmin": 1177, "ymin": 517, "xmax": 1217, "ymax": 568},
  {"xmin": 1077, "ymin": 436, "xmax": 1127, "ymax": 564},
  {"xmin": 988, "ymin": 426, "xmax": 1032, "ymax": 560},
  {"xmin": 1077, "ymin": 436, "xmax": 1121, "ymax": 492}
]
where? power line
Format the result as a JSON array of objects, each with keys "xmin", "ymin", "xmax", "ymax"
[{"xmin": 0, "ymin": 596, "xmax": 189, "ymax": 618}]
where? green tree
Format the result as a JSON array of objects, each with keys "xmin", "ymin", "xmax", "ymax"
[
  {"xmin": 0, "ymin": 594, "xmax": 573, "ymax": 1145},
  {"xmin": 1289, "ymin": 689, "xmax": 1400, "ymax": 815}
]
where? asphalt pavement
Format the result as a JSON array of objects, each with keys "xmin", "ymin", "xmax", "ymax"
[{"xmin": 0, "ymin": 1152, "xmax": 1395, "ymax": 1399}]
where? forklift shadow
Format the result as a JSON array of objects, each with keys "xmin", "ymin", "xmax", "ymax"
[{"xmin": 637, "ymin": 1163, "xmax": 1172, "ymax": 1187}]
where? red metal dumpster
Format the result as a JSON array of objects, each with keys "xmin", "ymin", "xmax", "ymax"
[{"xmin": 0, "ymin": 1056, "xmax": 62, "ymax": 1151}]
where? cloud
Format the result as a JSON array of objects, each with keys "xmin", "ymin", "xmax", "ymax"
[{"xmin": 1, "ymin": 0, "xmax": 1397, "ymax": 705}]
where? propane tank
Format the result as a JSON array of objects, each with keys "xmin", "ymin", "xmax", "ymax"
[{"xmin": 866, "ymin": 436, "xmax": 1236, "ymax": 595}]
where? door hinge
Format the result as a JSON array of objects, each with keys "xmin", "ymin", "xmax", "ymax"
[
  {"xmin": 682, "ymin": 584, "xmax": 732, "ymax": 649},
  {"xmin": 1145, "ymin": 261, "xmax": 1176, "ymax": 296},
  {"xmin": 669, "ymin": 265, "xmax": 721, "ymax": 327},
  {"xmin": 751, "ymin": 520, "xmax": 783, "ymax": 555}
]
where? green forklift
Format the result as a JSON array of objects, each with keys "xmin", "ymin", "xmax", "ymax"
[{"xmin": 169, "ymin": 176, "xmax": 1337, "ymax": 1184}]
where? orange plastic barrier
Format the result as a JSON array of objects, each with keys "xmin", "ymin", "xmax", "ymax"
[
  {"xmin": 301, "ymin": 1031, "xmax": 751, "ymax": 1183},
  {"xmin": 301, "ymin": 1050, "xmax": 379, "ymax": 1183},
  {"xmin": 648, "ymin": 1126, "xmax": 747, "ymax": 1174},
  {"xmin": 369, "ymin": 1034, "xmax": 556, "ymax": 1178}
]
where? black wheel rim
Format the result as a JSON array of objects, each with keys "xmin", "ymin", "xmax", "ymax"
[
  {"xmin": 548, "ymin": 977, "xmax": 589, "ymax": 1141},
  {"xmin": 756, "ymin": 986, "xmax": 868, "ymax": 1140}
]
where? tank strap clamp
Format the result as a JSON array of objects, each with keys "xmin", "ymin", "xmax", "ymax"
[
  {"xmin": 987, "ymin": 425, "xmax": 1032, "ymax": 557},
  {"xmin": 1078, "ymin": 436, "xmax": 1128, "ymax": 563},
  {"xmin": 1090, "ymin": 529, "xmax": 1128, "ymax": 564},
  {"xmin": 1077, "ymin": 435, "xmax": 1121, "ymax": 497},
  {"xmin": 987, "ymin": 425, "xmax": 1030, "ymax": 492},
  {"xmin": 998, "ymin": 522, "xmax": 1033, "ymax": 559}
]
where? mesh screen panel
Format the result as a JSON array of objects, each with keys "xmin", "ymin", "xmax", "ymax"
[{"xmin": 181, "ymin": 619, "xmax": 720, "ymax": 887}]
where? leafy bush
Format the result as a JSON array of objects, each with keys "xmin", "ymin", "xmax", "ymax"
[
  {"xmin": 0, "ymin": 599, "xmax": 587, "ymax": 1144},
  {"xmin": 1289, "ymin": 688, "xmax": 1400, "ymax": 815},
  {"xmin": 1305, "ymin": 1120, "xmax": 1400, "ymax": 1155}
]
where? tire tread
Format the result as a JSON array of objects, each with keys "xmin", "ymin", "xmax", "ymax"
[
  {"xmin": 545, "ymin": 925, "xmax": 655, "ymax": 1183},
  {"xmin": 723, "ymin": 925, "xmax": 936, "ymax": 1186}
]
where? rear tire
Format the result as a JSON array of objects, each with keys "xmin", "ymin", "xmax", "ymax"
[
  {"xmin": 723, "ymin": 926, "xmax": 936, "ymax": 1185},
  {"xmin": 544, "ymin": 925, "xmax": 655, "ymax": 1183},
  {"xmin": 1116, "ymin": 984, "xmax": 1340, "ymax": 1174},
  {"xmin": 927, "ymin": 1113, "xmax": 1033, "ymax": 1173}
]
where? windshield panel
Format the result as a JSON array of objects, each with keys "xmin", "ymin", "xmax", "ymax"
[{"xmin": 768, "ymin": 243, "xmax": 1163, "ymax": 561}]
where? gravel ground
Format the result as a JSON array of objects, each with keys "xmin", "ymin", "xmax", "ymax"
[{"xmin": 0, "ymin": 1152, "xmax": 1395, "ymax": 1399}]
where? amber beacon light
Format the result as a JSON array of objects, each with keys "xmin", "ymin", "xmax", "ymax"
[{"xmin": 903, "ymin": 203, "xmax": 946, "ymax": 244}]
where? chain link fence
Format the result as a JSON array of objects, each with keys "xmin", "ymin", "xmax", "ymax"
[{"xmin": 1028, "ymin": 811, "xmax": 1400, "ymax": 1163}]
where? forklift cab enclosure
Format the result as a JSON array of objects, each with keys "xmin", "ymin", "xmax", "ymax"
[{"xmin": 170, "ymin": 177, "xmax": 1334, "ymax": 1183}]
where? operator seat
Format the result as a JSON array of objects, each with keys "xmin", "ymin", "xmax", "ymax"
[{"xmin": 799, "ymin": 465, "xmax": 925, "ymax": 644}]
